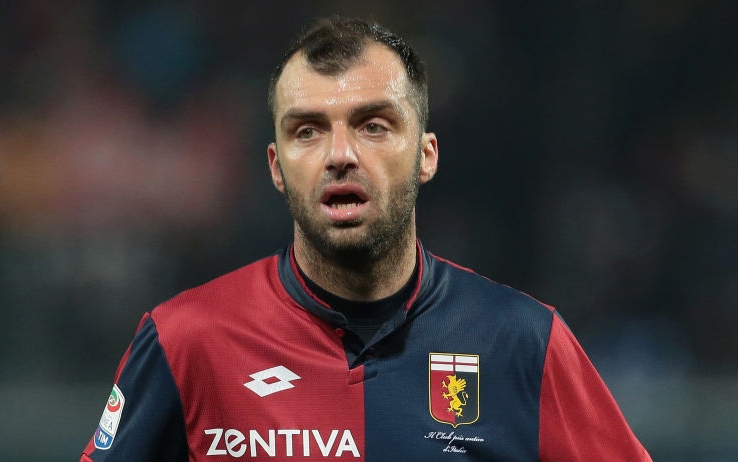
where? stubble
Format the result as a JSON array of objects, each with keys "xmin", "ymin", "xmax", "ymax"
[{"xmin": 282, "ymin": 152, "xmax": 421, "ymax": 269}]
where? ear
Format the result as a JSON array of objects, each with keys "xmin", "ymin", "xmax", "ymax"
[
  {"xmin": 267, "ymin": 142, "xmax": 285, "ymax": 193},
  {"xmin": 418, "ymin": 132, "xmax": 439, "ymax": 184}
]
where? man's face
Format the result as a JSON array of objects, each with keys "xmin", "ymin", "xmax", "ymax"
[{"xmin": 267, "ymin": 43, "xmax": 438, "ymax": 262}]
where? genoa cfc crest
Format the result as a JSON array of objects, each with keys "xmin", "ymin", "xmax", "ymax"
[{"xmin": 429, "ymin": 353, "xmax": 479, "ymax": 428}]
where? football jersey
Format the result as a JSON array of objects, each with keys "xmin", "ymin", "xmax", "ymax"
[{"xmin": 81, "ymin": 242, "xmax": 652, "ymax": 461}]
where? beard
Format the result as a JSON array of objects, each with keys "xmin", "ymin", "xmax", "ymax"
[{"xmin": 282, "ymin": 154, "xmax": 421, "ymax": 267}]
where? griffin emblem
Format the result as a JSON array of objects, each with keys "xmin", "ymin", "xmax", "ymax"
[{"xmin": 442, "ymin": 375, "xmax": 469, "ymax": 417}]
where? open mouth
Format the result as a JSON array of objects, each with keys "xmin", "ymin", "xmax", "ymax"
[
  {"xmin": 325, "ymin": 193, "xmax": 366, "ymax": 209},
  {"xmin": 321, "ymin": 184, "xmax": 369, "ymax": 209}
]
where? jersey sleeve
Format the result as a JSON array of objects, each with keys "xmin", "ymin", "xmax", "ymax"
[
  {"xmin": 80, "ymin": 313, "xmax": 188, "ymax": 461},
  {"xmin": 539, "ymin": 313, "xmax": 652, "ymax": 461}
]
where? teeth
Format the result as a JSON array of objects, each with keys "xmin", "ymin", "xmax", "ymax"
[{"xmin": 331, "ymin": 203, "xmax": 360, "ymax": 209}]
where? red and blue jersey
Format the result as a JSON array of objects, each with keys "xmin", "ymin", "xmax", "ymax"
[{"xmin": 81, "ymin": 243, "xmax": 651, "ymax": 461}]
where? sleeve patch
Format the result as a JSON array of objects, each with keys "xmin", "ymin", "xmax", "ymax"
[{"xmin": 94, "ymin": 384, "xmax": 126, "ymax": 450}]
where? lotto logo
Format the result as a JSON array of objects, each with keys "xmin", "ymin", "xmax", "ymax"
[{"xmin": 244, "ymin": 365, "xmax": 301, "ymax": 397}]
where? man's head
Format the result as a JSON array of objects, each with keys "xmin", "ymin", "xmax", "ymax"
[
  {"xmin": 268, "ymin": 16, "xmax": 429, "ymax": 131},
  {"xmin": 267, "ymin": 16, "xmax": 438, "ymax": 276}
]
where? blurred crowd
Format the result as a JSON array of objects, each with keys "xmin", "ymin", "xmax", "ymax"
[{"xmin": 0, "ymin": 2, "xmax": 736, "ymax": 460}]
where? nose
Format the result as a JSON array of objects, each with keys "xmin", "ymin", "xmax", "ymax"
[{"xmin": 325, "ymin": 124, "xmax": 358, "ymax": 173}]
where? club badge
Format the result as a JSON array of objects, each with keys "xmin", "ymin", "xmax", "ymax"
[{"xmin": 429, "ymin": 353, "xmax": 479, "ymax": 427}]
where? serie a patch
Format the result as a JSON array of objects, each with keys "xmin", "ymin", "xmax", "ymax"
[
  {"xmin": 429, "ymin": 353, "xmax": 480, "ymax": 427},
  {"xmin": 94, "ymin": 384, "xmax": 125, "ymax": 450}
]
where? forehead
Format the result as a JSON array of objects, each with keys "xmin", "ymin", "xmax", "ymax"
[{"xmin": 273, "ymin": 43, "xmax": 413, "ymax": 120}]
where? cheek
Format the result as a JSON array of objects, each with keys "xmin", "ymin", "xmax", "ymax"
[
  {"xmin": 382, "ymin": 146, "xmax": 420, "ymax": 183},
  {"xmin": 280, "ymin": 157, "xmax": 323, "ymax": 194}
]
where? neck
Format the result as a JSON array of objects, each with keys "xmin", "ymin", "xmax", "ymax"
[{"xmin": 293, "ymin": 226, "xmax": 418, "ymax": 302}]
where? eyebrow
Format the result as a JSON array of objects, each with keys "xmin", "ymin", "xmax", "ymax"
[
  {"xmin": 279, "ymin": 100, "xmax": 405, "ymax": 131},
  {"xmin": 348, "ymin": 100, "xmax": 404, "ymax": 121},
  {"xmin": 279, "ymin": 110, "xmax": 329, "ymax": 132}
]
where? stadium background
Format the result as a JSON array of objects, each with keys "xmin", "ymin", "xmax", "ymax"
[{"xmin": 0, "ymin": 2, "xmax": 736, "ymax": 460}]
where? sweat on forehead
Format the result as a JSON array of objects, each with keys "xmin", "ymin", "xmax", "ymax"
[
  {"xmin": 273, "ymin": 44, "xmax": 415, "ymax": 129},
  {"xmin": 268, "ymin": 17, "xmax": 429, "ymax": 129}
]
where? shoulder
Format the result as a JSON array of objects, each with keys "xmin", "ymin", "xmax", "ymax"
[
  {"xmin": 427, "ymin": 251, "xmax": 555, "ymax": 317},
  {"xmin": 150, "ymin": 252, "xmax": 281, "ymax": 331},
  {"xmin": 420, "ymin": 250, "xmax": 557, "ymax": 349}
]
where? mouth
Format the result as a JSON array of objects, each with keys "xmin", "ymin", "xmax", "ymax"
[
  {"xmin": 320, "ymin": 184, "xmax": 369, "ymax": 208},
  {"xmin": 325, "ymin": 193, "xmax": 366, "ymax": 209},
  {"xmin": 320, "ymin": 185, "xmax": 370, "ymax": 221}
]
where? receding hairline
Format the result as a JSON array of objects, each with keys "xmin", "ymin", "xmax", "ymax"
[{"xmin": 270, "ymin": 41, "xmax": 424, "ymax": 127}]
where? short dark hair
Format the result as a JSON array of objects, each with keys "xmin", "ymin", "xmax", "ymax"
[{"xmin": 268, "ymin": 16, "xmax": 429, "ymax": 129}]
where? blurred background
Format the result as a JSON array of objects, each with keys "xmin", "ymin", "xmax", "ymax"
[{"xmin": 0, "ymin": 1, "xmax": 736, "ymax": 460}]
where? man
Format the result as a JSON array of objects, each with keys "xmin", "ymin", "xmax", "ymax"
[{"xmin": 81, "ymin": 16, "xmax": 652, "ymax": 461}]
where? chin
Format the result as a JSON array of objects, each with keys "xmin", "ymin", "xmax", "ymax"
[{"xmin": 327, "ymin": 233, "xmax": 403, "ymax": 264}]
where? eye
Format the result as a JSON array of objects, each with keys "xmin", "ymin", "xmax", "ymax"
[
  {"xmin": 363, "ymin": 122, "xmax": 388, "ymax": 135},
  {"xmin": 296, "ymin": 127, "xmax": 316, "ymax": 139}
]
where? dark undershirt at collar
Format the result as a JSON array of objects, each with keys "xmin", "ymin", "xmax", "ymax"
[{"xmin": 298, "ymin": 264, "xmax": 419, "ymax": 345}]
